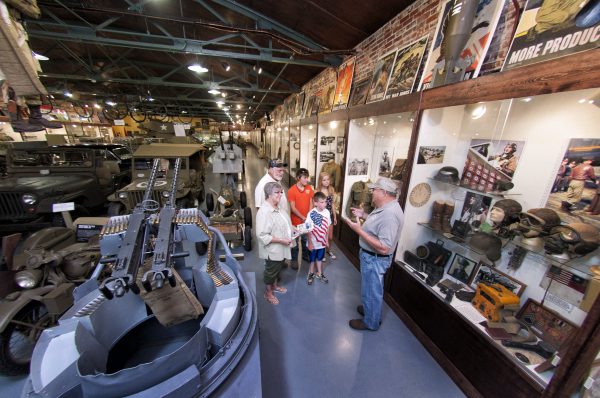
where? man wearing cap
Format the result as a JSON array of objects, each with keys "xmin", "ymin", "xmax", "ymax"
[
  {"xmin": 255, "ymin": 159, "xmax": 289, "ymax": 214},
  {"xmin": 344, "ymin": 177, "xmax": 404, "ymax": 331}
]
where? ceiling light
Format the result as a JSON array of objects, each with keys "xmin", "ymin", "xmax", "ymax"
[
  {"xmin": 221, "ymin": 92, "xmax": 227, "ymax": 97},
  {"xmin": 221, "ymin": 62, "xmax": 231, "ymax": 72},
  {"xmin": 181, "ymin": 110, "xmax": 188, "ymax": 114},
  {"xmin": 470, "ymin": 105, "xmax": 486, "ymax": 119},
  {"xmin": 521, "ymin": 97, "xmax": 532, "ymax": 102},
  {"xmin": 64, "ymin": 91, "xmax": 73, "ymax": 98},
  {"xmin": 106, "ymin": 101, "xmax": 116, "ymax": 106},
  {"xmin": 32, "ymin": 51, "xmax": 49, "ymax": 61},
  {"xmin": 188, "ymin": 64, "xmax": 208, "ymax": 73},
  {"xmin": 236, "ymin": 104, "xmax": 241, "ymax": 109},
  {"xmin": 258, "ymin": 67, "xmax": 262, "ymax": 74},
  {"xmin": 148, "ymin": 97, "xmax": 155, "ymax": 102},
  {"xmin": 209, "ymin": 89, "xmax": 221, "ymax": 95},
  {"xmin": 93, "ymin": 103, "xmax": 101, "ymax": 109},
  {"xmin": 578, "ymin": 99, "xmax": 587, "ymax": 103}
]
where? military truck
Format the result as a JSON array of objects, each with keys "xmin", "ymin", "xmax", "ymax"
[
  {"xmin": 0, "ymin": 143, "xmax": 129, "ymax": 231},
  {"xmin": 107, "ymin": 143, "xmax": 206, "ymax": 215}
]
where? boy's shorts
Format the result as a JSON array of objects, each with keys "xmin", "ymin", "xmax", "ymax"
[{"xmin": 309, "ymin": 248, "xmax": 326, "ymax": 262}]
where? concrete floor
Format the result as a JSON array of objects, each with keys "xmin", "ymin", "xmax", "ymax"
[{"xmin": 0, "ymin": 145, "xmax": 465, "ymax": 398}]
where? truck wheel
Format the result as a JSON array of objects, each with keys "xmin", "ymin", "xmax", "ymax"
[
  {"xmin": 239, "ymin": 191, "xmax": 247, "ymax": 209},
  {"xmin": 107, "ymin": 202, "xmax": 124, "ymax": 217},
  {"xmin": 206, "ymin": 193, "xmax": 214, "ymax": 212},
  {"xmin": 243, "ymin": 226, "xmax": 252, "ymax": 252},
  {"xmin": 0, "ymin": 303, "xmax": 53, "ymax": 375},
  {"xmin": 244, "ymin": 206, "xmax": 252, "ymax": 228}
]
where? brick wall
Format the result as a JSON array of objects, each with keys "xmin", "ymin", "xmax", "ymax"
[{"xmin": 271, "ymin": 0, "xmax": 525, "ymax": 118}]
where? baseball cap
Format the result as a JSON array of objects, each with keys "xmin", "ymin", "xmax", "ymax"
[
  {"xmin": 268, "ymin": 159, "xmax": 287, "ymax": 168},
  {"xmin": 368, "ymin": 177, "xmax": 399, "ymax": 194}
]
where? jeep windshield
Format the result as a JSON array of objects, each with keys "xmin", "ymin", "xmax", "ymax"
[{"xmin": 10, "ymin": 150, "xmax": 92, "ymax": 168}]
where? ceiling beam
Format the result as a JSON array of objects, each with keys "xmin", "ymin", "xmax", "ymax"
[
  {"xmin": 27, "ymin": 20, "xmax": 333, "ymax": 67},
  {"xmin": 39, "ymin": 72, "xmax": 296, "ymax": 94}
]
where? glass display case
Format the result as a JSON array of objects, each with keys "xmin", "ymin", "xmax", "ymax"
[
  {"xmin": 341, "ymin": 112, "xmax": 414, "ymax": 221},
  {"xmin": 289, "ymin": 122, "xmax": 300, "ymax": 186},
  {"xmin": 316, "ymin": 120, "xmax": 347, "ymax": 195},
  {"xmin": 300, "ymin": 123, "xmax": 317, "ymax": 185},
  {"xmin": 392, "ymin": 87, "xmax": 600, "ymax": 396}
]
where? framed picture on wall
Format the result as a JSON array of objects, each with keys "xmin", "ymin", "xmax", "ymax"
[
  {"xmin": 337, "ymin": 137, "xmax": 345, "ymax": 154},
  {"xmin": 447, "ymin": 254, "xmax": 477, "ymax": 285},
  {"xmin": 468, "ymin": 262, "xmax": 527, "ymax": 296}
]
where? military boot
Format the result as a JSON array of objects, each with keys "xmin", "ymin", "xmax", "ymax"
[
  {"xmin": 27, "ymin": 104, "xmax": 63, "ymax": 129},
  {"xmin": 429, "ymin": 200, "xmax": 444, "ymax": 230},
  {"xmin": 7, "ymin": 100, "xmax": 44, "ymax": 133},
  {"xmin": 441, "ymin": 201, "xmax": 455, "ymax": 233}
]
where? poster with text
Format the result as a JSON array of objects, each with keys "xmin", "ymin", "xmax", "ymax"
[
  {"xmin": 385, "ymin": 36, "xmax": 429, "ymax": 99},
  {"xmin": 418, "ymin": 0, "xmax": 505, "ymax": 91},
  {"xmin": 348, "ymin": 78, "xmax": 370, "ymax": 107},
  {"xmin": 333, "ymin": 58, "xmax": 355, "ymax": 110},
  {"xmin": 503, "ymin": 0, "xmax": 600, "ymax": 71},
  {"xmin": 366, "ymin": 50, "xmax": 397, "ymax": 103}
]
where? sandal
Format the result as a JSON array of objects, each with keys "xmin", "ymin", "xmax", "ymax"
[
  {"xmin": 264, "ymin": 293, "xmax": 279, "ymax": 305},
  {"xmin": 273, "ymin": 286, "xmax": 287, "ymax": 294}
]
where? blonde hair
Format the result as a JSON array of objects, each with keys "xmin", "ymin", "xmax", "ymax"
[{"xmin": 317, "ymin": 171, "xmax": 335, "ymax": 196}]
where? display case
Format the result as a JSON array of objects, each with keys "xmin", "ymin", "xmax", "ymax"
[
  {"xmin": 299, "ymin": 121, "xmax": 317, "ymax": 185},
  {"xmin": 338, "ymin": 111, "xmax": 415, "ymax": 261},
  {"xmin": 391, "ymin": 87, "xmax": 600, "ymax": 397},
  {"xmin": 289, "ymin": 121, "xmax": 300, "ymax": 186}
]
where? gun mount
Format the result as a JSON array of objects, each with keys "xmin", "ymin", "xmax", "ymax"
[{"xmin": 24, "ymin": 166, "xmax": 260, "ymax": 397}]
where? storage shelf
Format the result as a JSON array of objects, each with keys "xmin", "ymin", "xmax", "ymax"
[{"xmin": 428, "ymin": 177, "xmax": 521, "ymax": 198}]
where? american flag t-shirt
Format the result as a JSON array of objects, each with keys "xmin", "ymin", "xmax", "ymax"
[{"xmin": 309, "ymin": 208, "xmax": 330, "ymax": 249}]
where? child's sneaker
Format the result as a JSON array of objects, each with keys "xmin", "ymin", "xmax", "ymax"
[
  {"xmin": 307, "ymin": 273, "xmax": 315, "ymax": 285},
  {"xmin": 316, "ymin": 273, "xmax": 329, "ymax": 284},
  {"xmin": 328, "ymin": 251, "xmax": 337, "ymax": 260}
]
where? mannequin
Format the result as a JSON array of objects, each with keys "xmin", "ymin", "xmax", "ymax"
[
  {"xmin": 345, "ymin": 180, "xmax": 373, "ymax": 221},
  {"xmin": 321, "ymin": 159, "xmax": 342, "ymax": 192}
]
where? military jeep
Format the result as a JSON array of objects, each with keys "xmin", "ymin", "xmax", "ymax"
[
  {"xmin": 107, "ymin": 143, "xmax": 206, "ymax": 215},
  {"xmin": 0, "ymin": 143, "xmax": 129, "ymax": 231}
]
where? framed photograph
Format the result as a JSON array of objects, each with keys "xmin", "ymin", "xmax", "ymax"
[
  {"xmin": 337, "ymin": 137, "xmax": 345, "ymax": 154},
  {"xmin": 447, "ymin": 254, "xmax": 477, "ymax": 284},
  {"xmin": 417, "ymin": 145, "xmax": 446, "ymax": 164},
  {"xmin": 516, "ymin": 299, "xmax": 578, "ymax": 350},
  {"xmin": 348, "ymin": 158, "xmax": 369, "ymax": 176},
  {"xmin": 468, "ymin": 262, "xmax": 527, "ymax": 296}
]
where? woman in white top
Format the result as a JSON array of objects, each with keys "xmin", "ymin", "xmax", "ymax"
[{"xmin": 256, "ymin": 181, "xmax": 295, "ymax": 305}]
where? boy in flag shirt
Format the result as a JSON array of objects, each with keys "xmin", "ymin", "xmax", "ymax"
[{"xmin": 306, "ymin": 192, "xmax": 331, "ymax": 285}]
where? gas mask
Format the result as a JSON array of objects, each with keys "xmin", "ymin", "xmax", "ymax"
[
  {"xmin": 544, "ymin": 223, "xmax": 600, "ymax": 257},
  {"xmin": 517, "ymin": 208, "xmax": 562, "ymax": 238}
]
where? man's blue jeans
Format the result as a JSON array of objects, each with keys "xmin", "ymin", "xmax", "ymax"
[
  {"xmin": 291, "ymin": 234, "xmax": 309, "ymax": 261},
  {"xmin": 360, "ymin": 249, "xmax": 392, "ymax": 330}
]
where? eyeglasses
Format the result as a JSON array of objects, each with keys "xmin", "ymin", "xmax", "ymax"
[{"xmin": 273, "ymin": 191, "xmax": 283, "ymax": 194}]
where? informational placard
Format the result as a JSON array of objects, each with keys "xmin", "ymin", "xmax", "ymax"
[
  {"xmin": 113, "ymin": 119, "xmax": 125, "ymax": 126},
  {"xmin": 52, "ymin": 202, "xmax": 75, "ymax": 212}
]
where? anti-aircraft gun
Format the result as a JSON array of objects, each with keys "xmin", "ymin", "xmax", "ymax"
[
  {"xmin": 24, "ymin": 157, "xmax": 259, "ymax": 397},
  {"xmin": 206, "ymin": 129, "xmax": 253, "ymax": 251}
]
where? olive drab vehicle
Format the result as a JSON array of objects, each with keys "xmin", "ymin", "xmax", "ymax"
[{"xmin": 107, "ymin": 143, "xmax": 206, "ymax": 216}]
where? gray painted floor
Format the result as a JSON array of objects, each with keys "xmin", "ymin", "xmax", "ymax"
[{"xmin": 0, "ymin": 146, "xmax": 465, "ymax": 398}]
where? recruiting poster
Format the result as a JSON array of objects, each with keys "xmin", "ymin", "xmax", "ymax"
[
  {"xmin": 419, "ymin": 0, "xmax": 505, "ymax": 90},
  {"xmin": 366, "ymin": 50, "xmax": 397, "ymax": 103},
  {"xmin": 319, "ymin": 83, "xmax": 337, "ymax": 115},
  {"xmin": 503, "ymin": 0, "xmax": 600, "ymax": 71},
  {"xmin": 348, "ymin": 78, "xmax": 370, "ymax": 107},
  {"xmin": 385, "ymin": 36, "xmax": 428, "ymax": 99},
  {"xmin": 333, "ymin": 58, "xmax": 355, "ymax": 110}
]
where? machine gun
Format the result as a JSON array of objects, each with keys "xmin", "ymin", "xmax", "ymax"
[{"xmin": 98, "ymin": 157, "xmax": 188, "ymax": 299}]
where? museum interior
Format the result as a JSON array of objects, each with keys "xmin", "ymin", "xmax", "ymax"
[{"xmin": 0, "ymin": 0, "xmax": 600, "ymax": 397}]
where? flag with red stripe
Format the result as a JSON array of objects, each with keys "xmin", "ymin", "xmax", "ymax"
[{"xmin": 309, "ymin": 209, "xmax": 330, "ymax": 249}]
